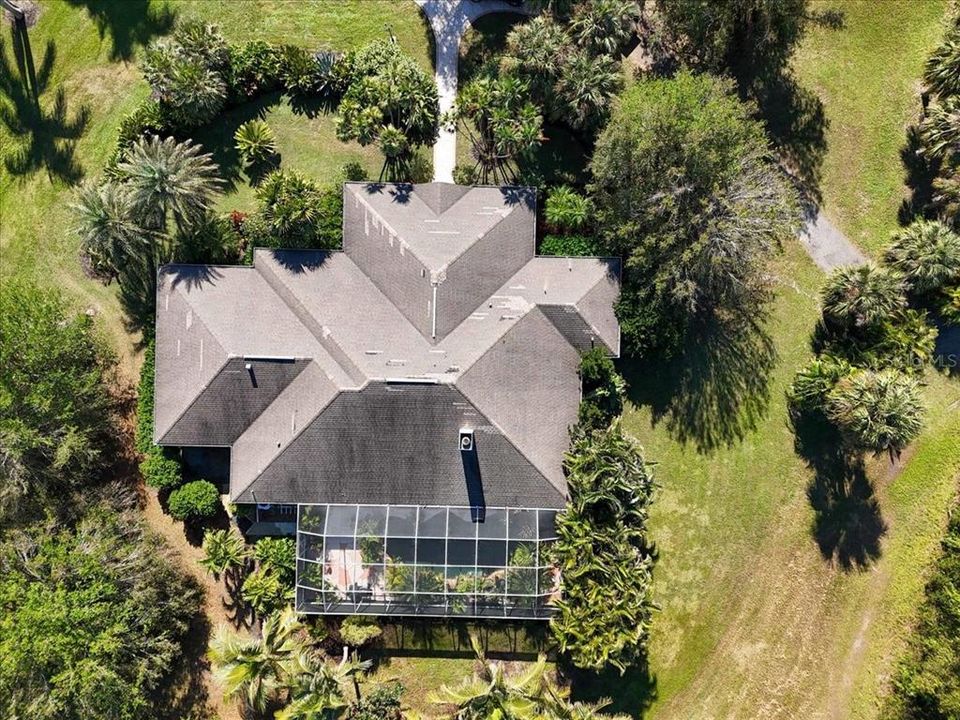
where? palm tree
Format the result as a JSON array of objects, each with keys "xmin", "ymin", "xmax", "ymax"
[
  {"xmin": 117, "ymin": 135, "xmax": 222, "ymax": 247},
  {"xmin": 275, "ymin": 650, "xmax": 348, "ymax": 720},
  {"xmin": 820, "ymin": 263, "xmax": 906, "ymax": 330},
  {"xmin": 208, "ymin": 606, "xmax": 302, "ymax": 715},
  {"xmin": 886, "ymin": 219, "xmax": 960, "ymax": 296},
  {"xmin": 554, "ymin": 49, "xmax": 623, "ymax": 132},
  {"xmin": 200, "ymin": 528, "xmax": 251, "ymax": 580},
  {"xmin": 72, "ymin": 180, "xmax": 150, "ymax": 279},
  {"xmin": 569, "ymin": 0, "xmax": 638, "ymax": 56},
  {"xmin": 429, "ymin": 634, "xmax": 548, "ymax": 719},
  {"xmin": 503, "ymin": 16, "xmax": 568, "ymax": 103},
  {"xmin": 924, "ymin": 30, "xmax": 960, "ymax": 98},
  {"xmin": 825, "ymin": 368, "xmax": 925, "ymax": 460},
  {"xmin": 919, "ymin": 96, "xmax": 960, "ymax": 160}
]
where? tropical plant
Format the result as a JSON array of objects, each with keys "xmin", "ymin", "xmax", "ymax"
[
  {"xmin": 943, "ymin": 284, "xmax": 960, "ymax": 323},
  {"xmin": 252, "ymin": 169, "xmax": 342, "ymax": 249},
  {"xmin": 577, "ymin": 347, "xmax": 626, "ymax": 432},
  {"xmin": 885, "ymin": 219, "xmax": 960, "ymax": 296},
  {"xmin": 545, "ymin": 185, "xmax": 593, "ymax": 232},
  {"xmin": 0, "ymin": 281, "xmax": 114, "ymax": 524},
  {"xmin": 117, "ymin": 135, "xmax": 223, "ymax": 241},
  {"xmin": 787, "ymin": 355, "xmax": 854, "ymax": 416},
  {"xmin": 339, "ymin": 616, "xmax": 383, "ymax": 649},
  {"xmin": 555, "ymin": 48, "xmax": 623, "ymax": 132},
  {"xmin": 501, "ymin": 15, "xmax": 569, "ymax": 104},
  {"xmin": 139, "ymin": 446, "xmax": 184, "ymax": 490},
  {"xmin": 209, "ymin": 606, "xmax": 303, "ymax": 714},
  {"xmin": 201, "ymin": 528, "xmax": 251, "ymax": 579},
  {"xmin": 446, "ymin": 75, "xmax": 543, "ymax": 185},
  {"xmin": 569, "ymin": 0, "xmax": 638, "ymax": 55},
  {"xmin": 924, "ymin": 26, "xmax": 960, "ymax": 98},
  {"xmin": 242, "ymin": 566, "xmax": 290, "ymax": 617},
  {"xmin": 825, "ymin": 368, "xmax": 924, "ymax": 459},
  {"xmin": 167, "ymin": 479, "xmax": 221, "ymax": 522},
  {"xmin": 0, "ymin": 507, "xmax": 201, "ymax": 720},
  {"xmin": 590, "ymin": 71, "xmax": 800, "ymax": 357},
  {"xmin": 254, "ymin": 536, "xmax": 296, "ymax": 584},
  {"xmin": 551, "ymin": 421, "xmax": 656, "ymax": 672},
  {"xmin": 918, "ymin": 96, "xmax": 960, "ymax": 160},
  {"xmin": 235, "ymin": 119, "xmax": 277, "ymax": 165},
  {"xmin": 347, "ymin": 683, "xmax": 404, "ymax": 720},
  {"xmin": 72, "ymin": 180, "xmax": 147, "ymax": 279},
  {"xmin": 820, "ymin": 263, "xmax": 907, "ymax": 330}
]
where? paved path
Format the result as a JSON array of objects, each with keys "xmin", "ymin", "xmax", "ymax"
[
  {"xmin": 799, "ymin": 209, "xmax": 867, "ymax": 272},
  {"xmin": 416, "ymin": 0, "xmax": 531, "ymax": 182}
]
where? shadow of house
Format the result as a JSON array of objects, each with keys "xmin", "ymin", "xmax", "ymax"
[
  {"xmin": 791, "ymin": 411, "xmax": 886, "ymax": 569},
  {"xmin": 622, "ymin": 314, "xmax": 777, "ymax": 453},
  {"xmin": 0, "ymin": 31, "xmax": 89, "ymax": 183},
  {"xmin": 65, "ymin": 0, "xmax": 175, "ymax": 62}
]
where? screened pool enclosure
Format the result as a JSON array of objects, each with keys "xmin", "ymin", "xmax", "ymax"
[{"xmin": 295, "ymin": 504, "xmax": 560, "ymax": 619}]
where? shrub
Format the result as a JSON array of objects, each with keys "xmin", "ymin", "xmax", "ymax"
[
  {"xmin": 339, "ymin": 616, "xmax": 383, "ymax": 648},
  {"xmin": 545, "ymin": 185, "xmax": 593, "ymax": 232},
  {"xmin": 577, "ymin": 347, "xmax": 626, "ymax": 433},
  {"xmin": 226, "ymin": 39, "xmax": 283, "ymax": 101},
  {"xmin": 341, "ymin": 160, "xmax": 368, "ymax": 182},
  {"xmin": 787, "ymin": 355, "xmax": 853, "ymax": 416},
  {"xmin": 234, "ymin": 119, "xmax": 277, "ymax": 165},
  {"xmin": 280, "ymin": 45, "xmax": 343, "ymax": 98},
  {"xmin": 254, "ymin": 170, "xmax": 342, "ymax": 249},
  {"xmin": 821, "ymin": 263, "xmax": 907, "ymax": 331},
  {"xmin": 539, "ymin": 233, "xmax": 598, "ymax": 256},
  {"xmin": 167, "ymin": 479, "xmax": 220, "ymax": 522},
  {"xmin": 110, "ymin": 101, "xmax": 167, "ymax": 168},
  {"xmin": 241, "ymin": 566, "xmax": 288, "ymax": 616},
  {"xmin": 177, "ymin": 212, "xmax": 243, "ymax": 265},
  {"xmin": 347, "ymin": 683, "xmax": 403, "ymax": 720},
  {"xmin": 452, "ymin": 163, "xmax": 477, "ymax": 186},
  {"xmin": 140, "ymin": 447, "xmax": 183, "ymax": 491},
  {"xmin": 135, "ymin": 339, "xmax": 156, "ymax": 454},
  {"xmin": 143, "ymin": 40, "xmax": 226, "ymax": 129},
  {"xmin": 943, "ymin": 285, "xmax": 960, "ymax": 323}
]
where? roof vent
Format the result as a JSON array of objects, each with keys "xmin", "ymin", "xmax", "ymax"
[{"xmin": 459, "ymin": 428, "xmax": 474, "ymax": 452}]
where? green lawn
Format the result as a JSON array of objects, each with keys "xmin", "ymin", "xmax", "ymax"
[
  {"xmin": 791, "ymin": 0, "xmax": 948, "ymax": 255},
  {"xmin": 0, "ymin": 0, "xmax": 432, "ymax": 377}
]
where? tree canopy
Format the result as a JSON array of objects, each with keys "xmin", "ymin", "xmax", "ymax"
[{"xmin": 590, "ymin": 71, "xmax": 799, "ymax": 357}]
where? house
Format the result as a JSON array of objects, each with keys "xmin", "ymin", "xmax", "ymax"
[{"xmin": 154, "ymin": 182, "xmax": 620, "ymax": 618}]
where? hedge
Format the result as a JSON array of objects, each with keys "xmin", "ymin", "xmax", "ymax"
[
  {"xmin": 167, "ymin": 480, "xmax": 221, "ymax": 522},
  {"xmin": 135, "ymin": 339, "xmax": 156, "ymax": 455}
]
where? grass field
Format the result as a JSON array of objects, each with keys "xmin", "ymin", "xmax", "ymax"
[{"xmin": 791, "ymin": 0, "xmax": 948, "ymax": 255}]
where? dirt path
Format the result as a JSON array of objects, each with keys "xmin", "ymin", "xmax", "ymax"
[{"xmin": 142, "ymin": 489, "xmax": 244, "ymax": 720}]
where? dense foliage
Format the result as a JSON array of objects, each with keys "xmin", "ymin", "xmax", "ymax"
[
  {"xmin": 246, "ymin": 169, "xmax": 345, "ymax": 250},
  {"xmin": 550, "ymin": 422, "xmax": 656, "ymax": 672},
  {"xmin": 167, "ymin": 479, "xmax": 221, "ymax": 522},
  {"xmin": 886, "ymin": 511, "xmax": 960, "ymax": 720},
  {"xmin": 577, "ymin": 348, "xmax": 626, "ymax": 433},
  {"xmin": 135, "ymin": 339, "xmax": 156, "ymax": 454},
  {"xmin": 0, "ymin": 281, "xmax": 115, "ymax": 523},
  {"xmin": 0, "ymin": 508, "xmax": 201, "ymax": 720},
  {"xmin": 139, "ymin": 447, "xmax": 184, "ymax": 490},
  {"xmin": 591, "ymin": 72, "xmax": 800, "ymax": 357}
]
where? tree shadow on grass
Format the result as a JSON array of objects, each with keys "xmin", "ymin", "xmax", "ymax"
[
  {"xmin": 64, "ymin": 0, "xmax": 175, "ymax": 62},
  {"xmin": 564, "ymin": 660, "xmax": 657, "ymax": 720},
  {"xmin": 621, "ymin": 315, "xmax": 777, "ymax": 453},
  {"xmin": 791, "ymin": 411, "xmax": 886, "ymax": 569},
  {"xmin": 0, "ymin": 29, "xmax": 90, "ymax": 184},
  {"xmin": 898, "ymin": 122, "xmax": 940, "ymax": 225}
]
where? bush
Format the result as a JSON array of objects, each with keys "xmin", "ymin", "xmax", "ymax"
[
  {"xmin": 253, "ymin": 170, "xmax": 343, "ymax": 249},
  {"xmin": 253, "ymin": 537, "xmax": 295, "ymax": 583},
  {"xmin": 241, "ymin": 565, "xmax": 288, "ymax": 616},
  {"xmin": 787, "ymin": 355, "xmax": 853, "ymax": 416},
  {"xmin": 280, "ymin": 45, "xmax": 343, "ymax": 98},
  {"xmin": 539, "ymin": 233, "xmax": 598, "ymax": 256},
  {"xmin": 885, "ymin": 219, "xmax": 960, "ymax": 297},
  {"xmin": 341, "ymin": 160, "xmax": 368, "ymax": 182},
  {"xmin": 339, "ymin": 616, "xmax": 383, "ymax": 648},
  {"xmin": 577, "ymin": 347, "xmax": 626, "ymax": 433},
  {"xmin": 167, "ymin": 480, "xmax": 220, "ymax": 522},
  {"xmin": 226, "ymin": 39, "xmax": 283, "ymax": 101},
  {"xmin": 110, "ymin": 101, "xmax": 167, "ymax": 168},
  {"xmin": 140, "ymin": 447, "xmax": 183, "ymax": 491},
  {"xmin": 452, "ymin": 163, "xmax": 477, "ymax": 186},
  {"xmin": 177, "ymin": 212, "xmax": 244, "ymax": 265},
  {"xmin": 347, "ymin": 683, "xmax": 403, "ymax": 720},
  {"xmin": 135, "ymin": 339, "xmax": 156, "ymax": 454},
  {"xmin": 234, "ymin": 119, "xmax": 277, "ymax": 165},
  {"xmin": 943, "ymin": 285, "xmax": 960, "ymax": 323}
]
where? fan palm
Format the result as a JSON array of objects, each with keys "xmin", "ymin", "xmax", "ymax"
[
  {"xmin": 924, "ymin": 30, "xmax": 960, "ymax": 97},
  {"xmin": 820, "ymin": 263, "xmax": 906, "ymax": 330},
  {"xmin": 919, "ymin": 96, "xmax": 960, "ymax": 160},
  {"xmin": 200, "ymin": 528, "xmax": 251, "ymax": 580},
  {"xmin": 117, "ymin": 135, "xmax": 222, "ymax": 244},
  {"xmin": 554, "ymin": 49, "xmax": 623, "ymax": 132},
  {"xmin": 569, "ymin": 0, "xmax": 638, "ymax": 56},
  {"xmin": 825, "ymin": 368, "xmax": 925, "ymax": 459},
  {"xmin": 886, "ymin": 219, "xmax": 960, "ymax": 295},
  {"xmin": 72, "ymin": 180, "xmax": 151, "ymax": 277},
  {"xmin": 208, "ymin": 607, "xmax": 303, "ymax": 714}
]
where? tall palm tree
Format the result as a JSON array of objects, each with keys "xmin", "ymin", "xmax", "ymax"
[
  {"xmin": 117, "ymin": 135, "xmax": 222, "ymax": 250},
  {"xmin": 200, "ymin": 528, "xmax": 251, "ymax": 580},
  {"xmin": 919, "ymin": 96, "xmax": 960, "ymax": 160},
  {"xmin": 825, "ymin": 368, "xmax": 925, "ymax": 460},
  {"xmin": 569, "ymin": 0, "xmax": 638, "ymax": 56},
  {"xmin": 924, "ymin": 29, "xmax": 960, "ymax": 98},
  {"xmin": 277, "ymin": 648, "xmax": 372, "ymax": 719},
  {"xmin": 886, "ymin": 219, "xmax": 960, "ymax": 296},
  {"xmin": 554, "ymin": 49, "xmax": 623, "ymax": 132},
  {"xmin": 72, "ymin": 180, "xmax": 150, "ymax": 278},
  {"xmin": 208, "ymin": 607, "xmax": 302, "ymax": 715},
  {"xmin": 820, "ymin": 263, "xmax": 907, "ymax": 330}
]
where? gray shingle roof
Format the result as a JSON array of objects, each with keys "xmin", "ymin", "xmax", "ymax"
[{"xmin": 154, "ymin": 183, "xmax": 620, "ymax": 508}]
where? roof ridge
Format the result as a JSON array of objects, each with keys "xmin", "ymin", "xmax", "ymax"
[{"xmin": 254, "ymin": 254, "xmax": 366, "ymax": 387}]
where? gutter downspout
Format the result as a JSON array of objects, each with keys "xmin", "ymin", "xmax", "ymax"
[{"xmin": 431, "ymin": 284, "xmax": 438, "ymax": 339}]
